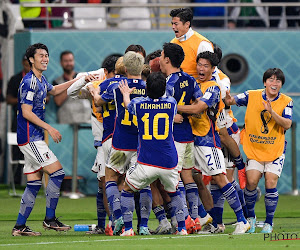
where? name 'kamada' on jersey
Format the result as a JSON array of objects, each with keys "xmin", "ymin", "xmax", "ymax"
[{"xmin": 140, "ymin": 103, "xmax": 172, "ymax": 110}]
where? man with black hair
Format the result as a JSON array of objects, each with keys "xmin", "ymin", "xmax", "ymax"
[
  {"xmin": 125, "ymin": 44, "xmax": 146, "ymax": 58},
  {"xmin": 177, "ymin": 51, "xmax": 250, "ymax": 234},
  {"xmin": 12, "ymin": 43, "xmax": 97, "ymax": 236},
  {"xmin": 118, "ymin": 72, "xmax": 188, "ymax": 236},
  {"xmin": 170, "ymin": 8, "xmax": 213, "ymax": 80},
  {"xmin": 225, "ymin": 68, "xmax": 293, "ymax": 234}
]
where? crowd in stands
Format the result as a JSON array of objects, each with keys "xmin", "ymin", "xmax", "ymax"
[{"xmin": 3, "ymin": 0, "xmax": 300, "ymax": 30}]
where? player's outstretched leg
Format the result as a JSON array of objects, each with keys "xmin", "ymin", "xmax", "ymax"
[
  {"xmin": 120, "ymin": 190, "xmax": 135, "ymax": 236},
  {"xmin": 139, "ymin": 186, "xmax": 152, "ymax": 235},
  {"xmin": 231, "ymin": 180, "xmax": 248, "ymax": 219},
  {"xmin": 43, "ymin": 169, "xmax": 71, "ymax": 231},
  {"xmin": 12, "ymin": 180, "xmax": 42, "ymax": 236}
]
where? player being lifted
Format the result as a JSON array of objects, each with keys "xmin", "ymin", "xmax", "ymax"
[
  {"xmin": 177, "ymin": 51, "xmax": 250, "ymax": 234},
  {"xmin": 118, "ymin": 72, "xmax": 188, "ymax": 236}
]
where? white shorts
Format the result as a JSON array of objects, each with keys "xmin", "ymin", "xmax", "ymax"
[
  {"xmin": 175, "ymin": 141, "xmax": 195, "ymax": 172},
  {"xmin": 19, "ymin": 141, "xmax": 58, "ymax": 175},
  {"xmin": 91, "ymin": 146, "xmax": 105, "ymax": 180},
  {"xmin": 106, "ymin": 147, "xmax": 137, "ymax": 175},
  {"xmin": 126, "ymin": 163, "xmax": 180, "ymax": 193},
  {"xmin": 246, "ymin": 153, "xmax": 285, "ymax": 177},
  {"xmin": 194, "ymin": 146, "xmax": 226, "ymax": 176},
  {"xmin": 222, "ymin": 131, "xmax": 240, "ymax": 169},
  {"xmin": 216, "ymin": 109, "xmax": 226, "ymax": 129}
]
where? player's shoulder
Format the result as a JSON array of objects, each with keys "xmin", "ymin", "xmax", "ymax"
[
  {"xmin": 128, "ymin": 78, "xmax": 146, "ymax": 87},
  {"xmin": 162, "ymin": 96, "xmax": 177, "ymax": 105},
  {"xmin": 22, "ymin": 71, "xmax": 36, "ymax": 87}
]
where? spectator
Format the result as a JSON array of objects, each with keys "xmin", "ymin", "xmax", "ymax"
[
  {"xmin": 229, "ymin": 0, "xmax": 269, "ymax": 28},
  {"xmin": 52, "ymin": 50, "xmax": 91, "ymax": 124}
]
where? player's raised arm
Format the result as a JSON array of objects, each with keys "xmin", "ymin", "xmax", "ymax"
[
  {"xmin": 118, "ymin": 79, "xmax": 135, "ymax": 109},
  {"xmin": 66, "ymin": 74, "xmax": 98, "ymax": 98}
]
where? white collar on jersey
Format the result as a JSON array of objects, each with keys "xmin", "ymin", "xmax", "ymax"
[{"xmin": 176, "ymin": 28, "xmax": 194, "ymax": 42}]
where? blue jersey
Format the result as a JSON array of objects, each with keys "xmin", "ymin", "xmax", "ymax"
[
  {"xmin": 17, "ymin": 70, "xmax": 53, "ymax": 145},
  {"xmin": 101, "ymin": 78, "xmax": 146, "ymax": 150},
  {"xmin": 165, "ymin": 71, "xmax": 202, "ymax": 143},
  {"xmin": 128, "ymin": 96, "xmax": 178, "ymax": 169},
  {"xmin": 100, "ymin": 75, "xmax": 125, "ymax": 142}
]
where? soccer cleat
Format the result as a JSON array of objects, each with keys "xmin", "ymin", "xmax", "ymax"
[
  {"xmin": 12, "ymin": 225, "xmax": 41, "ymax": 236},
  {"xmin": 113, "ymin": 217, "xmax": 124, "ymax": 235},
  {"xmin": 238, "ymin": 168, "xmax": 247, "ymax": 189},
  {"xmin": 233, "ymin": 221, "xmax": 250, "ymax": 234},
  {"xmin": 43, "ymin": 217, "xmax": 71, "ymax": 231},
  {"xmin": 120, "ymin": 228, "xmax": 135, "ymax": 236},
  {"xmin": 175, "ymin": 228, "xmax": 188, "ymax": 235},
  {"xmin": 105, "ymin": 224, "xmax": 113, "ymax": 236},
  {"xmin": 260, "ymin": 223, "xmax": 273, "ymax": 233},
  {"xmin": 246, "ymin": 217, "xmax": 256, "ymax": 233},
  {"xmin": 217, "ymin": 223, "xmax": 226, "ymax": 233},
  {"xmin": 199, "ymin": 214, "xmax": 213, "ymax": 227},
  {"xmin": 197, "ymin": 223, "xmax": 221, "ymax": 234},
  {"xmin": 185, "ymin": 215, "xmax": 195, "ymax": 233},
  {"xmin": 139, "ymin": 226, "xmax": 151, "ymax": 235},
  {"xmin": 154, "ymin": 218, "xmax": 172, "ymax": 234},
  {"xmin": 193, "ymin": 218, "xmax": 201, "ymax": 232},
  {"xmin": 85, "ymin": 226, "xmax": 105, "ymax": 235}
]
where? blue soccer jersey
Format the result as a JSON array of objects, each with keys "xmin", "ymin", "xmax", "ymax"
[
  {"xmin": 165, "ymin": 71, "xmax": 202, "ymax": 143},
  {"xmin": 128, "ymin": 96, "xmax": 178, "ymax": 169},
  {"xmin": 101, "ymin": 78, "xmax": 146, "ymax": 150},
  {"xmin": 17, "ymin": 70, "xmax": 53, "ymax": 145},
  {"xmin": 100, "ymin": 75, "xmax": 125, "ymax": 142}
]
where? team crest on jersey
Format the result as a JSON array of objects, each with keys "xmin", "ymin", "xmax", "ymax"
[{"xmin": 43, "ymin": 152, "xmax": 51, "ymax": 160}]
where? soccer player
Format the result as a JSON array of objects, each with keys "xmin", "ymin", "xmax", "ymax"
[
  {"xmin": 170, "ymin": 8, "xmax": 213, "ymax": 80},
  {"xmin": 177, "ymin": 51, "xmax": 250, "ymax": 234},
  {"xmin": 118, "ymin": 72, "xmax": 188, "ymax": 236},
  {"xmin": 210, "ymin": 43, "xmax": 248, "ymax": 232},
  {"xmin": 12, "ymin": 43, "xmax": 96, "ymax": 236},
  {"xmin": 91, "ymin": 51, "xmax": 151, "ymax": 236},
  {"xmin": 160, "ymin": 42, "xmax": 212, "ymax": 232},
  {"xmin": 224, "ymin": 68, "xmax": 293, "ymax": 233}
]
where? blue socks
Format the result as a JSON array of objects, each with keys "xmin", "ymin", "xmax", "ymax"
[
  {"xmin": 185, "ymin": 182, "xmax": 199, "ymax": 220},
  {"xmin": 231, "ymin": 180, "xmax": 248, "ymax": 218},
  {"xmin": 211, "ymin": 184, "xmax": 225, "ymax": 224},
  {"xmin": 197, "ymin": 196, "xmax": 208, "ymax": 218},
  {"xmin": 139, "ymin": 186, "xmax": 152, "ymax": 228},
  {"xmin": 265, "ymin": 188, "xmax": 278, "ymax": 225},
  {"xmin": 97, "ymin": 186, "xmax": 106, "ymax": 228},
  {"xmin": 46, "ymin": 169, "xmax": 65, "ymax": 220},
  {"xmin": 120, "ymin": 190, "xmax": 134, "ymax": 231},
  {"xmin": 153, "ymin": 205, "xmax": 167, "ymax": 222},
  {"xmin": 244, "ymin": 188, "xmax": 258, "ymax": 218},
  {"xmin": 221, "ymin": 183, "xmax": 246, "ymax": 224},
  {"xmin": 106, "ymin": 181, "xmax": 122, "ymax": 220},
  {"xmin": 178, "ymin": 181, "xmax": 189, "ymax": 219},
  {"xmin": 16, "ymin": 180, "xmax": 42, "ymax": 226},
  {"xmin": 169, "ymin": 190, "xmax": 186, "ymax": 232}
]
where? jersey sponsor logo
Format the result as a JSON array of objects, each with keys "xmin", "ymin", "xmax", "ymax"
[{"xmin": 26, "ymin": 91, "xmax": 34, "ymax": 101}]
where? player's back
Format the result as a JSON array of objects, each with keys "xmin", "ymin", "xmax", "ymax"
[
  {"xmin": 102, "ymin": 78, "xmax": 146, "ymax": 150},
  {"xmin": 100, "ymin": 74, "xmax": 125, "ymax": 142},
  {"xmin": 166, "ymin": 71, "xmax": 202, "ymax": 143},
  {"xmin": 131, "ymin": 96, "xmax": 178, "ymax": 169}
]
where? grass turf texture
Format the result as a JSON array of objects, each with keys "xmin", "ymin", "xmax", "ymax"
[{"xmin": 1, "ymin": 185, "xmax": 300, "ymax": 249}]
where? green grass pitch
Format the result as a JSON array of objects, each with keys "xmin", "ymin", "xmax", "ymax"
[{"xmin": 1, "ymin": 185, "xmax": 300, "ymax": 249}]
